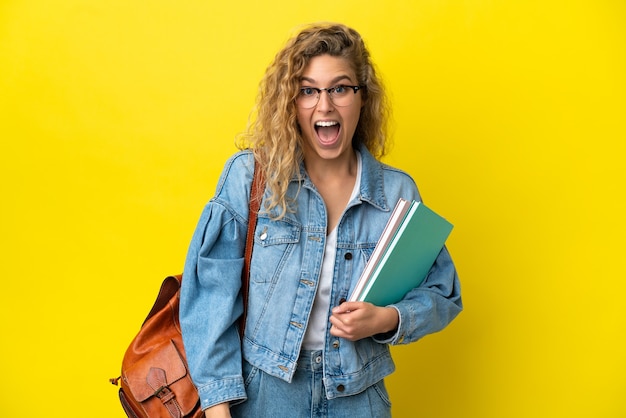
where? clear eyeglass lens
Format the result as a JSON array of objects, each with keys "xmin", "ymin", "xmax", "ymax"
[{"xmin": 298, "ymin": 86, "xmax": 356, "ymax": 108}]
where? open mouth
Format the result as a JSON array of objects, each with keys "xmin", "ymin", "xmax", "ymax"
[{"xmin": 315, "ymin": 120, "xmax": 341, "ymax": 145}]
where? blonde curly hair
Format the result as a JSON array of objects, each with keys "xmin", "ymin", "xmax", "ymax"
[{"xmin": 238, "ymin": 23, "xmax": 391, "ymax": 219}]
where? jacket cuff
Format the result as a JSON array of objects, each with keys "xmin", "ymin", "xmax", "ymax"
[
  {"xmin": 197, "ymin": 376, "xmax": 247, "ymax": 410},
  {"xmin": 372, "ymin": 306, "xmax": 407, "ymax": 344}
]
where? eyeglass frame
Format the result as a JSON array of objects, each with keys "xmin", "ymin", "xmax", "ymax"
[{"xmin": 296, "ymin": 85, "xmax": 365, "ymax": 108}]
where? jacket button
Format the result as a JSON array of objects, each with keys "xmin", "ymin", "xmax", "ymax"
[
  {"xmin": 344, "ymin": 252, "xmax": 352, "ymax": 260},
  {"xmin": 332, "ymin": 340, "xmax": 340, "ymax": 349},
  {"xmin": 337, "ymin": 384, "xmax": 345, "ymax": 392}
]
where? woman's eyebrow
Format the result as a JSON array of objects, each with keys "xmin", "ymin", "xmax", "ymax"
[{"xmin": 300, "ymin": 75, "xmax": 353, "ymax": 85}]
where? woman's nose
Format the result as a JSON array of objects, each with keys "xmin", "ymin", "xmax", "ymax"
[{"xmin": 316, "ymin": 90, "xmax": 335, "ymax": 111}]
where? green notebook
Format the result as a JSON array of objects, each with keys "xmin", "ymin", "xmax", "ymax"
[{"xmin": 350, "ymin": 199, "xmax": 453, "ymax": 306}]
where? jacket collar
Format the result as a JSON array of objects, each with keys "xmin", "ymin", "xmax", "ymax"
[
  {"xmin": 295, "ymin": 143, "xmax": 390, "ymax": 212},
  {"xmin": 357, "ymin": 144, "xmax": 390, "ymax": 211}
]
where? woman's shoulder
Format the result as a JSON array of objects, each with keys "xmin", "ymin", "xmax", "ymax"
[
  {"xmin": 359, "ymin": 146, "xmax": 421, "ymax": 205},
  {"xmin": 221, "ymin": 149, "xmax": 255, "ymax": 175},
  {"xmin": 210, "ymin": 150, "xmax": 256, "ymax": 216},
  {"xmin": 361, "ymin": 147, "xmax": 417, "ymax": 187},
  {"xmin": 215, "ymin": 150, "xmax": 255, "ymax": 189},
  {"xmin": 380, "ymin": 162, "xmax": 421, "ymax": 199},
  {"xmin": 379, "ymin": 161, "xmax": 415, "ymax": 181}
]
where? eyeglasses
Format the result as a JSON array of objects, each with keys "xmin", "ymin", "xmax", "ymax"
[{"xmin": 296, "ymin": 85, "xmax": 364, "ymax": 109}]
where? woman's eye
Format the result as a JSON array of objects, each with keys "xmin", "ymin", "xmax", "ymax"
[
  {"xmin": 300, "ymin": 87, "xmax": 316, "ymax": 96},
  {"xmin": 333, "ymin": 85, "xmax": 347, "ymax": 94}
]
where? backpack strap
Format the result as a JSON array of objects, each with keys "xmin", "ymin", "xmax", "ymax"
[{"xmin": 239, "ymin": 158, "xmax": 265, "ymax": 339}]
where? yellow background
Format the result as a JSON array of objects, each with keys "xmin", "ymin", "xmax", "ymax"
[{"xmin": 1, "ymin": 1, "xmax": 625, "ymax": 417}]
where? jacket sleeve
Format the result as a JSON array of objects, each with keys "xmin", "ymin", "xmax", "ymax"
[
  {"xmin": 179, "ymin": 152, "xmax": 257, "ymax": 409},
  {"xmin": 373, "ymin": 245, "xmax": 463, "ymax": 345},
  {"xmin": 179, "ymin": 200, "xmax": 248, "ymax": 409}
]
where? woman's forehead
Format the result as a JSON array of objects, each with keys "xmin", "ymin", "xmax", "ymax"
[{"xmin": 300, "ymin": 55, "xmax": 356, "ymax": 84}]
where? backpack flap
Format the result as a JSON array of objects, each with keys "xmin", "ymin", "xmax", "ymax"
[{"xmin": 122, "ymin": 339, "xmax": 199, "ymax": 415}]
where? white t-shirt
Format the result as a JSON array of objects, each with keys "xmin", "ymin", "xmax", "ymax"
[{"xmin": 301, "ymin": 151, "xmax": 362, "ymax": 350}]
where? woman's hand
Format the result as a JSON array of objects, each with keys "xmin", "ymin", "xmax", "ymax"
[
  {"xmin": 204, "ymin": 403, "xmax": 231, "ymax": 418},
  {"xmin": 329, "ymin": 301, "xmax": 399, "ymax": 341}
]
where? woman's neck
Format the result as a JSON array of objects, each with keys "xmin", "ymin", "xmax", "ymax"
[{"xmin": 303, "ymin": 148, "xmax": 358, "ymax": 184}]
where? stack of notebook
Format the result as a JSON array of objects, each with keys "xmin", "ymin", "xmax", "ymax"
[{"xmin": 349, "ymin": 198, "xmax": 453, "ymax": 306}]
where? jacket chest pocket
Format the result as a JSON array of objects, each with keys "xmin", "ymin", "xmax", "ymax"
[
  {"xmin": 250, "ymin": 217, "xmax": 301, "ymax": 283},
  {"xmin": 359, "ymin": 246, "xmax": 376, "ymax": 264}
]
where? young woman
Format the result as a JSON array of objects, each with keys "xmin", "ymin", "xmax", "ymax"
[{"xmin": 180, "ymin": 23, "xmax": 462, "ymax": 418}]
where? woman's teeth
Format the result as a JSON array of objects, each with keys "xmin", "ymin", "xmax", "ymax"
[{"xmin": 315, "ymin": 121, "xmax": 339, "ymax": 127}]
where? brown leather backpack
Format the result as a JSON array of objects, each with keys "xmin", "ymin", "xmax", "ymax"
[
  {"xmin": 111, "ymin": 163, "xmax": 264, "ymax": 417},
  {"xmin": 112, "ymin": 274, "xmax": 204, "ymax": 417}
]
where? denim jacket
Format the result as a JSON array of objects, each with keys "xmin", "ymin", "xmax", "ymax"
[{"xmin": 180, "ymin": 145, "xmax": 462, "ymax": 410}]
